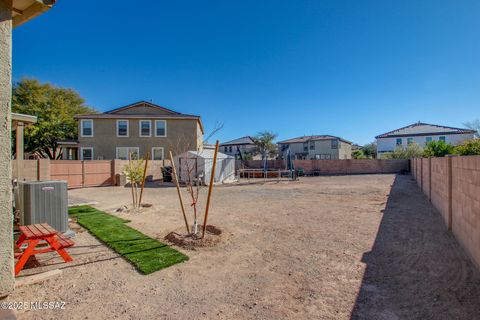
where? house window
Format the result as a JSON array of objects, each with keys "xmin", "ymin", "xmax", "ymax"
[
  {"xmin": 116, "ymin": 147, "xmax": 139, "ymax": 160},
  {"xmin": 117, "ymin": 120, "xmax": 129, "ymax": 137},
  {"xmin": 303, "ymin": 143, "xmax": 308, "ymax": 152},
  {"xmin": 81, "ymin": 119, "xmax": 93, "ymax": 137},
  {"xmin": 281, "ymin": 144, "xmax": 289, "ymax": 151},
  {"xmin": 425, "ymin": 137, "xmax": 433, "ymax": 143},
  {"xmin": 81, "ymin": 147, "xmax": 93, "ymax": 160},
  {"xmin": 331, "ymin": 140, "xmax": 338, "ymax": 149},
  {"xmin": 155, "ymin": 120, "xmax": 167, "ymax": 137},
  {"xmin": 139, "ymin": 120, "xmax": 151, "ymax": 137},
  {"xmin": 407, "ymin": 138, "xmax": 414, "ymax": 145},
  {"xmin": 152, "ymin": 147, "xmax": 164, "ymax": 160},
  {"xmin": 396, "ymin": 138, "xmax": 402, "ymax": 145},
  {"xmin": 439, "ymin": 136, "xmax": 446, "ymax": 142},
  {"xmin": 224, "ymin": 146, "xmax": 228, "ymax": 152},
  {"xmin": 229, "ymin": 146, "xmax": 232, "ymax": 152},
  {"xmin": 309, "ymin": 141, "xmax": 315, "ymax": 150}
]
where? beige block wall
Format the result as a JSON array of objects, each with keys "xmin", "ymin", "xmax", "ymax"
[
  {"xmin": 241, "ymin": 159, "xmax": 408, "ymax": 174},
  {"xmin": 451, "ymin": 156, "xmax": 480, "ymax": 269},
  {"xmin": 430, "ymin": 157, "xmax": 449, "ymax": 225},
  {"xmin": 413, "ymin": 156, "xmax": 480, "ymax": 271},
  {"xmin": 79, "ymin": 118, "xmax": 201, "ymax": 160},
  {"xmin": 422, "ymin": 158, "xmax": 430, "ymax": 195}
]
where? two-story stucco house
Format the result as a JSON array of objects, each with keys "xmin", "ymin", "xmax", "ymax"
[
  {"xmin": 72, "ymin": 101, "xmax": 204, "ymax": 160},
  {"xmin": 375, "ymin": 122, "xmax": 476, "ymax": 158},
  {"xmin": 220, "ymin": 136, "xmax": 260, "ymax": 159},
  {"xmin": 277, "ymin": 135, "xmax": 352, "ymax": 160}
]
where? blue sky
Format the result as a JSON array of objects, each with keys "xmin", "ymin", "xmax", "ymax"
[{"xmin": 12, "ymin": 0, "xmax": 480, "ymax": 145}]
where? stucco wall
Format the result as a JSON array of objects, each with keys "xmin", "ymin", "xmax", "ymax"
[
  {"xmin": 78, "ymin": 118, "xmax": 201, "ymax": 160},
  {"xmin": 377, "ymin": 133, "xmax": 474, "ymax": 155},
  {"xmin": 0, "ymin": 0, "xmax": 14, "ymax": 297},
  {"xmin": 279, "ymin": 139, "xmax": 352, "ymax": 160}
]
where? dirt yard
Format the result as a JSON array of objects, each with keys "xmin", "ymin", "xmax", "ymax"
[{"xmin": 8, "ymin": 174, "xmax": 480, "ymax": 319}]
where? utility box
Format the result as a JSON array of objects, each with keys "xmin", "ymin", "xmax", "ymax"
[{"xmin": 17, "ymin": 181, "xmax": 69, "ymax": 232}]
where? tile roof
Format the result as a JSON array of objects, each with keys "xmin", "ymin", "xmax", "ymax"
[
  {"xmin": 375, "ymin": 122, "xmax": 476, "ymax": 138},
  {"xmin": 277, "ymin": 135, "xmax": 352, "ymax": 145},
  {"xmin": 220, "ymin": 136, "xmax": 255, "ymax": 146}
]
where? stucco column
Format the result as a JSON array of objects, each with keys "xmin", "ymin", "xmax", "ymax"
[
  {"xmin": 0, "ymin": 0, "xmax": 14, "ymax": 298},
  {"xmin": 16, "ymin": 121, "xmax": 24, "ymax": 180}
]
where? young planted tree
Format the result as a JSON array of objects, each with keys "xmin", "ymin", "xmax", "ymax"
[
  {"xmin": 123, "ymin": 153, "xmax": 148, "ymax": 210},
  {"xmin": 169, "ymin": 125, "xmax": 223, "ymax": 238}
]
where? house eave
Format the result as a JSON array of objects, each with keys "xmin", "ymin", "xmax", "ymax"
[{"xmin": 12, "ymin": 0, "xmax": 56, "ymax": 28}]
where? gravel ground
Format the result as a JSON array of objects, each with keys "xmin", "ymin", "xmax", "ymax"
[{"xmin": 8, "ymin": 174, "xmax": 480, "ymax": 319}]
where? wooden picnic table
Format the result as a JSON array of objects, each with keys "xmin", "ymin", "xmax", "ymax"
[{"xmin": 14, "ymin": 223, "xmax": 74, "ymax": 276}]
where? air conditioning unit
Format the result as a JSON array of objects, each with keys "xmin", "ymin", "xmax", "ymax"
[{"xmin": 17, "ymin": 181, "xmax": 69, "ymax": 232}]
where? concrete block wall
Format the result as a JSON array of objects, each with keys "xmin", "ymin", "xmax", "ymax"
[
  {"xmin": 430, "ymin": 157, "xmax": 450, "ymax": 225},
  {"xmin": 451, "ymin": 156, "xmax": 480, "ymax": 269},
  {"xmin": 12, "ymin": 159, "xmax": 171, "ymax": 188},
  {"xmin": 412, "ymin": 155, "xmax": 480, "ymax": 270},
  {"xmin": 240, "ymin": 159, "xmax": 409, "ymax": 175}
]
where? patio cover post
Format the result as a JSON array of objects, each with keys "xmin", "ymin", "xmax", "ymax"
[
  {"xmin": 16, "ymin": 121, "xmax": 24, "ymax": 179},
  {"xmin": 0, "ymin": 0, "xmax": 14, "ymax": 298}
]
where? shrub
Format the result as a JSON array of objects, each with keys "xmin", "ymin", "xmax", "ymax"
[
  {"xmin": 454, "ymin": 139, "xmax": 480, "ymax": 156},
  {"xmin": 423, "ymin": 140, "xmax": 454, "ymax": 157},
  {"xmin": 383, "ymin": 143, "xmax": 424, "ymax": 159}
]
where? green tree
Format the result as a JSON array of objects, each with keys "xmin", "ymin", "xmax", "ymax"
[
  {"xmin": 423, "ymin": 140, "xmax": 454, "ymax": 157},
  {"xmin": 454, "ymin": 139, "xmax": 480, "ymax": 156},
  {"xmin": 12, "ymin": 78, "xmax": 97, "ymax": 159},
  {"xmin": 464, "ymin": 119, "xmax": 480, "ymax": 138},
  {"xmin": 352, "ymin": 149, "xmax": 368, "ymax": 159},
  {"xmin": 361, "ymin": 142, "xmax": 377, "ymax": 159},
  {"xmin": 253, "ymin": 131, "xmax": 278, "ymax": 160},
  {"xmin": 383, "ymin": 143, "xmax": 424, "ymax": 159}
]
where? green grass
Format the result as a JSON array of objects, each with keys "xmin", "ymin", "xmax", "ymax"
[{"xmin": 69, "ymin": 205, "xmax": 188, "ymax": 274}]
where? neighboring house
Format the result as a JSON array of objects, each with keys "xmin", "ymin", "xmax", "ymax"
[
  {"xmin": 277, "ymin": 135, "xmax": 352, "ymax": 160},
  {"xmin": 73, "ymin": 101, "xmax": 204, "ymax": 160},
  {"xmin": 375, "ymin": 122, "xmax": 476, "ymax": 158},
  {"xmin": 220, "ymin": 136, "xmax": 259, "ymax": 159}
]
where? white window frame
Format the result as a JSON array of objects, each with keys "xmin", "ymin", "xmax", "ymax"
[
  {"xmin": 80, "ymin": 119, "xmax": 93, "ymax": 137},
  {"xmin": 139, "ymin": 120, "xmax": 152, "ymax": 137},
  {"xmin": 151, "ymin": 147, "xmax": 164, "ymax": 160},
  {"xmin": 116, "ymin": 147, "xmax": 139, "ymax": 160},
  {"xmin": 155, "ymin": 120, "xmax": 167, "ymax": 137},
  {"xmin": 116, "ymin": 120, "xmax": 129, "ymax": 137},
  {"xmin": 81, "ymin": 147, "xmax": 94, "ymax": 160}
]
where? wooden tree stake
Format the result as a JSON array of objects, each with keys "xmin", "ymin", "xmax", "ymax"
[
  {"xmin": 170, "ymin": 151, "xmax": 190, "ymax": 234},
  {"xmin": 138, "ymin": 152, "xmax": 150, "ymax": 206},
  {"xmin": 202, "ymin": 140, "xmax": 220, "ymax": 238}
]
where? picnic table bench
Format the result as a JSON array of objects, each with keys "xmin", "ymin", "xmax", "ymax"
[{"xmin": 14, "ymin": 223, "xmax": 74, "ymax": 276}]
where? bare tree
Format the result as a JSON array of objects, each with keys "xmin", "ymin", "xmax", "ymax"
[{"xmin": 464, "ymin": 119, "xmax": 480, "ymax": 138}]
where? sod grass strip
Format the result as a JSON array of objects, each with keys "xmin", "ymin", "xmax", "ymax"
[{"xmin": 69, "ymin": 205, "xmax": 188, "ymax": 274}]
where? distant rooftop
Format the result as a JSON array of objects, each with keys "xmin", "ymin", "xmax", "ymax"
[
  {"xmin": 375, "ymin": 122, "xmax": 476, "ymax": 139},
  {"xmin": 220, "ymin": 136, "xmax": 255, "ymax": 146},
  {"xmin": 277, "ymin": 135, "xmax": 352, "ymax": 145}
]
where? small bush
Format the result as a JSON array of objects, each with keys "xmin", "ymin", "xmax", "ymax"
[
  {"xmin": 454, "ymin": 139, "xmax": 480, "ymax": 156},
  {"xmin": 383, "ymin": 143, "xmax": 424, "ymax": 159},
  {"xmin": 423, "ymin": 141, "xmax": 454, "ymax": 157}
]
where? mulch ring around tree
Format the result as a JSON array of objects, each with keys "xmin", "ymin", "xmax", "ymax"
[{"xmin": 164, "ymin": 225, "xmax": 225, "ymax": 250}]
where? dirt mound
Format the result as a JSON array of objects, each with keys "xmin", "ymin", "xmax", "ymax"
[{"xmin": 164, "ymin": 225, "xmax": 224, "ymax": 250}]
